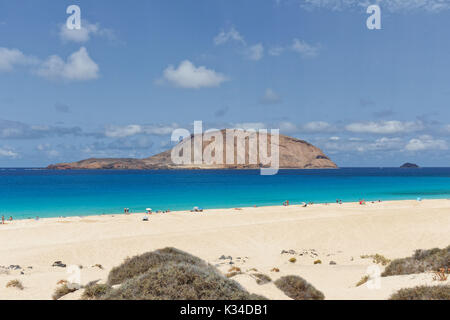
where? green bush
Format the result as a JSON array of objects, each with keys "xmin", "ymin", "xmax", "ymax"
[
  {"xmin": 274, "ymin": 275, "xmax": 324, "ymax": 300},
  {"xmin": 382, "ymin": 245, "xmax": 449, "ymax": 277},
  {"xmin": 87, "ymin": 247, "xmax": 265, "ymax": 300},
  {"xmin": 107, "ymin": 247, "xmax": 207, "ymax": 285},
  {"xmin": 389, "ymin": 285, "xmax": 450, "ymax": 300},
  {"xmin": 81, "ymin": 283, "xmax": 111, "ymax": 300},
  {"xmin": 253, "ymin": 273, "xmax": 272, "ymax": 285}
]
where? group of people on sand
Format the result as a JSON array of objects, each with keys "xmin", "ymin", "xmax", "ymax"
[{"xmin": 1, "ymin": 215, "xmax": 13, "ymax": 224}]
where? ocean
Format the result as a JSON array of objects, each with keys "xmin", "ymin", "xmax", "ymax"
[{"xmin": 1, "ymin": 168, "xmax": 450, "ymax": 219}]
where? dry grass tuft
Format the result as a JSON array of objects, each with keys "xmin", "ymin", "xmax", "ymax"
[
  {"xmin": 274, "ymin": 275, "xmax": 324, "ymax": 300},
  {"xmin": 313, "ymin": 260, "xmax": 322, "ymax": 265},
  {"xmin": 271, "ymin": 268, "xmax": 280, "ymax": 272},
  {"xmin": 389, "ymin": 285, "xmax": 450, "ymax": 300},
  {"xmin": 6, "ymin": 279, "xmax": 23, "ymax": 290},
  {"xmin": 361, "ymin": 254, "xmax": 391, "ymax": 266},
  {"xmin": 289, "ymin": 257, "xmax": 297, "ymax": 263},
  {"xmin": 52, "ymin": 284, "xmax": 78, "ymax": 300},
  {"xmin": 432, "ymin": 268, "xmax": 449, "ymax": 281},
  {"xmin": 356, "ymin": 275, "xmax": 369, "ymax": 287}
]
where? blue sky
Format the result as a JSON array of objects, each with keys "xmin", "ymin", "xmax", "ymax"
[{"xmin": 1, "ymin": 0, "xmax": 450, "ymax": 167}]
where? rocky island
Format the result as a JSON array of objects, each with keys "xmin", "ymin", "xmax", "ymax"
[
  {"xmin": 400, "ymin": 163, "xmax": 420, "ymax": 168},
  {"xmin": 47, "ymin": 130, "xmax": 338, "ymax": 170}
]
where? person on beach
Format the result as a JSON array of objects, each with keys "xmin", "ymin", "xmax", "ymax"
[
  {"xmin": 1, "ymin": 215, "xmax": 4, "ymax": 224},
  {"xmin": 8, "ymin": 216, "xmax": 12, "ymax": 221}
]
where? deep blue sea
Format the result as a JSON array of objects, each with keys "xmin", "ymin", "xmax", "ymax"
[{"xmin": 1, "ymin": 168, "xmax": 450, "ymax": 219}]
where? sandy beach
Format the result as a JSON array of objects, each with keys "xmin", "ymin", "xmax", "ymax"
[{"xmin": 0, "ymin": 199, "xmax": 449, "ymax": 300}]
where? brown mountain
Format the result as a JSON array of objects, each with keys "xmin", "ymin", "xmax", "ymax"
[{"xmin": 47, "ymin": 130, "xmax": 337, "ymax": 170}]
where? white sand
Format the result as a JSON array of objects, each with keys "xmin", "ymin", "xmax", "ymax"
[{"xmin": 0, "ymin": 199, "xmax": 449, "ymax": 300}]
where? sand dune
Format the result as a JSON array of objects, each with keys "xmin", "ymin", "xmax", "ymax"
[{"xmin": 0, "ymin": 199, "xmax": 449, "ymax": 300}]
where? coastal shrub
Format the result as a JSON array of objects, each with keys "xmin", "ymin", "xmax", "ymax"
[
  {"xmin": 289, "ymin": 258, "xmax": 296, "ymax": 263},
  {"xmin": 101, "ymin": 262, "xmax": 265, "ymax": 300},
  {"xmin": 389, "ymin": 285, "xmax": 450, "ymax": 300},
  {"xmin": 6, "ymin": 279, "xmax": 23, "ymax": 290},
  {"xmin": 271, "ymin": 268, "xmax": 280, "ymax": 272},
  {"xmin": 382, "ymin": 245, "xmax": 450, "ymax": 277},
  {"xmin": 313, "ymin": 260, "xmax": 322, "ymax": 265},
  {"xmin": 92, "ymin": 247, "xmax": 266, "ymax": 300},
  {"xmin": 361, "ymin": 254, "xmax": 391, "ymax": 266},
  {"xmin": 52, "ymin": 284, "xmax": 78, "ymax": 300},
  {"xmin": 81, "ymin": 283, "xmax": 111, "ymax": 300},
  {"xmin": 107, "ymin": 247, "xmax": 207, "ymax": 285},
  {"xmin": 274, "ymin": 275, "xmax": 324, "ymax": 300},
  {"xmin": 356, "ymin": 275, "xmax": 369, "ymax": 287},
  {"xmin": 254, "ymin": 273, "xmax": 272, "ymax": 285},
  {"xmin": 228, "ymin": 267, "xmax": 241, "ymax": 273}
]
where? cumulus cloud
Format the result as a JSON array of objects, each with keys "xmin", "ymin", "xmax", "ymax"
[
  {"xmin": 260, "ymin": 88, "xmax": 282, "ymax": 104},
  {"xmin": 0, "ymin": 119, "xmax": 82, "ymax": 139},
  {"xmin": 300, "ymin": 0, "xmax": 450, "ymax": 12},
  {"xmin": 213, "ymin": 26, "xmax": 246, "ymax": 46},
  {"xmin": 268, "ymin": 46, "xmax": 285, "ymax": 56},
  {"xmin": 36, "ymin": 47, "xmax": 99, "ymax": 81},
  {"xmin": 0, "ymin": 147, "xmax": 18, "ymax": 158},
  {"xmin": 404, "ymin": 135, "xmax": 448, "ymax": 151},
  {"xmin": 268, "ymin": 39, "xmax": 320, "ymax": 58},
  {"xmin": 214, "ymin": 27, "xmax": 264, "ymax": 61},
  {"xmin": 105, "ymin": 124, "xmax": 180, "ymax": 138},
  {"xmin": 0, "ymin": 47, "xmax": 37, "ymax": 71},
  {"xmin": 160, "ymin": 60, "xmax": 227, "ymax": 89},
  {"xmin": 245, "ymin": 43, "xmax": 264, "ymax": 61},
  {"xmin": 232, "ymin": 122, "xmax": 267, "ymax": 130},
  {"xmin": 291, "ymin": 38, "xmax": 320, "ymax": 58},
  {"xmin": 345, "ymin": 121, "xmax": 424, "ymax": 134},
  {"xmin": 303, "ymin": 121, "xmax": 333, "ymax": 132},
  {"xmin": 59, "ymin": 20, "xmax": 114, "ymax": 43}
]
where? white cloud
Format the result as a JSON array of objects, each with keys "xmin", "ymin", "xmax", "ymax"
[
  {"xmin": 260, "ymin": 88, "xmax": 281, "ymax": 104},
  {"xmin": 300, "ymin": 0, "xmax": 450, "ymax": 12},
  {"xmin": 0, "ymin": 147, "xmax": 18, "ymax": 158},
  {"xmin": 268, "ymin": 46, "xmax": 285, "ymax": 56},
  {"xmin": 213, "ymin": 26, "xmax": 246, "ymax": 46},
  {"xmin": 36, "ymin": 47, "xmax": 99, "ymax": 81},
  {"xmin": 105, "ymin": 124, "xmax": 180, "ymax": 138},
  {"xmin": 404, "ymin": 135, "xmax": 448, "ymax": 151},
  {"xmin": 303, "ymin": 121, "xmax": 332, "ymax": 132},
  {"xmin": 279, "ymin": 121, "xmax": 299, "ymax": 133},
  {"xmin": 106, "ymin": 125, "xmax": 142, "ymax": 138},
  {"xmin": 214, "ymin": 27, "xmax": 264, "ymax": 61},
  {"xmin": 245, "ymin": 43, "xmax": 264, "ymax": 61},
  {"xmin": 161, "ymin": 60, "xmax": 227, "ymax": 89},
  {"xmin": 0, "ymin": 47, "xmax": 37, "ymax": 71},
  {"xmin": 291, "ymin": 38, "xmax": 320, "ymax": 58},
  {"xmin": 232, "ymin": 122, "xmax": 267, "ymax": 130},
  {"xmin": 346, "ymin": 121, "xmax": 424, "ymax": 134},
  {"xmin": 59, "ymin": 20, "xmax": 114, "ymax": 43},
  {"xmin": 445, "ymin": 124, "xmax": 450, "ymax": 133}
]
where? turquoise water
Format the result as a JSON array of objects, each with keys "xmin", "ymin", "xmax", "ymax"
[{"xmin": 1, "ymin": 168, "xmax": 450, "ymax": 219}]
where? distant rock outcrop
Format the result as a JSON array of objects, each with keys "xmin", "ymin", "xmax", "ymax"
[
  {"xmin": 47, "ymin": 130, "xmax": 338, "ymax": 170},
  {"xmin": 400, "ymin": 163, "xmax": 419, "ymax": 168}
]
